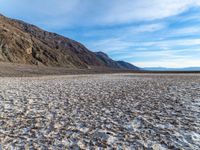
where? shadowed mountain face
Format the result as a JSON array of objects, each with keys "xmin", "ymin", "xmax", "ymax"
[
  {"xmin": 0, "ymin": 14, "xmax": 138, "ymax": 70},
  {"xmin": 116, "ymin": 61, "xmax": 139, "ymax": 70},
  {"xmin": 95, "ymin": 52, "xmax": 139, "ymax": 70},
  {"xmin": 95, "ymin": 52, "xmax": 121, "ymax": 69}
]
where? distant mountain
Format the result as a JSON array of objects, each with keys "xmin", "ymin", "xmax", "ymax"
[
  {"xmin": 182, "ymin": 67, "xmax": 200, "ymax": 71},
  {"xmin": 95, "ymin": 52, "xmax": 120, "ymax": 69},
  {"xmin": 95, "ymin": 52, "xmax": 140, "ymax": 70},
  {"xmin": 0, "ymin": 14, "xmax": 138, "ymax": 70},
  {"xmin": 144, "ymin": 67, "xmax": 200, "ymax": 71},
  {"xmin": 117, "ymin": 61, "xmax": 140, "ymax": 70}
]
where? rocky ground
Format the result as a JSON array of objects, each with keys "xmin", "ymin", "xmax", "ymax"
[
  {"xmin": 0, "ymin": 62, "xmax": 140, "ymax": 77},
  {"xmin": 0, "ymin": 74, "xmax": 200, "ymax": 150}
]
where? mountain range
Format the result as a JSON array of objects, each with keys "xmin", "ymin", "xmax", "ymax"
[{"xmin": 0, "ymin": 14, "xmax": 139, "ymax": 70}]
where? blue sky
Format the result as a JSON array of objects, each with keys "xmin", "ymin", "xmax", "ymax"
[{"xmin": 0, "ymin": 0, "xmax": 200, "ymax": 68}]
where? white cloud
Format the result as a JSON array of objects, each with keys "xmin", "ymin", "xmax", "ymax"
[
  {"xmin": 88, "ymin": 37, "xmax": 200, "ymax": 54},
  {"xmin": 85, "ymin": 22, "xmax": 166, "ymax": 51},
  {"xmin": 87, "ymin": 38, "xmax": 133, "ymax": 52},
  {"xmin": 132, "ymin": 38, "xmax": 200, "ymax": 48},
  {"xmin": 127, "ymin": 23, "xmax": 166, "ymax": 33},
  {"xmin": 102, "ymin": 0, "xmax": 200, "ymax": 24},
  {"xmin": 1, "ymin": 0, "xmax": 200, "ymax": 27},
  {"xmin": 167, "ymin": 26, "xmax": 200, "ymax": 37},
  {"xmin": 121, "ymin": 50, "xmax": 173, "ymax": 59},
  {"xmin": 83, "ymin": 23, "xmax": 166, "ymax": 40},
  {"xmin": 133, "ymin": 58, "xmax": 200, "ymax": 68},
  {"xmin": 93, "ymin": 37, "xmax": 200, "ymax": 68}
]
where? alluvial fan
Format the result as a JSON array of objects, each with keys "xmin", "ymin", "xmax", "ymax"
[{"xmin": 0, "ymin": 74, "xmax": 200, "ymax": 149}]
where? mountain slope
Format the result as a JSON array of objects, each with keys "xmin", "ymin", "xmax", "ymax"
[
  {"xmin": 95, "ymin": 52, "xmax": 139, "ymax": 70},
  {"xmin": 117, "ymin": 61, "xmax": 140, "ymax": 70},
  {"xmin": 95, "ymin": 52, "xmax": 121, "ymax": 69},
  {"xmin": 0, "ymin": 14, "xmax": 138, "ymax": 70}
]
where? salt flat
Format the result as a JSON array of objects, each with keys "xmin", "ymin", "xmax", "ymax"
[{"xmin": 0, "ymin": 74, "xmax": 200, "ymax": 149}]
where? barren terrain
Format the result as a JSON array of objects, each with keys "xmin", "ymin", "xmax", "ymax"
[{"xmin": 0, "ymin": 74, "xmax": 200, "ymax": 149}]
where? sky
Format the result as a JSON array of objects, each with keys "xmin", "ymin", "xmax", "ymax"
[{"xmin": 0, "ymin": 0, "xmax": 200, "ymax": 68}]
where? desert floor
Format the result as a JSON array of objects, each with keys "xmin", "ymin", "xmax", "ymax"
[{"xmin": 0, "ymin": 74, "xmax": 200, "ymax": 149}]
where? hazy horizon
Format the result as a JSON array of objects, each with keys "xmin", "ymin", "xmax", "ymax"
[{"xmin": 0, "ymin": 0, "xmax": 200, "ymax": 68}]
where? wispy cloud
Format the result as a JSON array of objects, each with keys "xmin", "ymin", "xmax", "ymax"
[
  {"xmin": 167, "ymin": 26, "xmax": 200, "ymax": 37},
  {"xmin": 1, "ymin": 0, "xmax": 200, "ymax": 28},
  {"xmin": 87, "ymin": 38, "xmax": 133, "ymax": 52},
  {"xmin": 102, "ymin": 0, "xmax": 200, "ymax": 24},
  {"xmin": 137, "ymin": 38, "xmax": 200, "ymax": 47},
  {"xmin": 133, "ymin": 58, "xmax": 200, "ymax": 68}
]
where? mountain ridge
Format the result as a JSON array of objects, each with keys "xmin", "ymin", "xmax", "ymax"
[{"xmin": 0, "ymin": 14, "xmax": 139, "ymax": 70}]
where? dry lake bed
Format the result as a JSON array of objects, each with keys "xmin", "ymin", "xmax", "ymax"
[{"xmin": 0, "ymin": 74, "xmax": 200, "ymax": 150}]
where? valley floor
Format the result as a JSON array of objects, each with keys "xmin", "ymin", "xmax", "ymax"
[
  {"xmin": 0, "ymin": 74, "xmax": 200, "ymax": 149},
  {"xmin": 0, "ymin": 62, "xmax": 138, "ymax": 77}
]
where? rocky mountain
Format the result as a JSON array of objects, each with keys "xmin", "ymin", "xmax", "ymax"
[
  {"xmin": 95, "ymin": 52, "xmax": 139, "ymax": 70},
  {"xmin": 117, "ymin": 61, "xmax": 139, "ymax": 70},
  {"xmin": 95, "ymin": 52, "xmax": 121, "ymax": 68},
  {"xmin": 0, "ymin": 14, "xmax": 139, "ymax": 70}
]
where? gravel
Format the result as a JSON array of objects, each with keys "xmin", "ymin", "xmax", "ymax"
[{"xmin": 0, "ymin": 74, "xmax": 200, "ymax": 149}]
